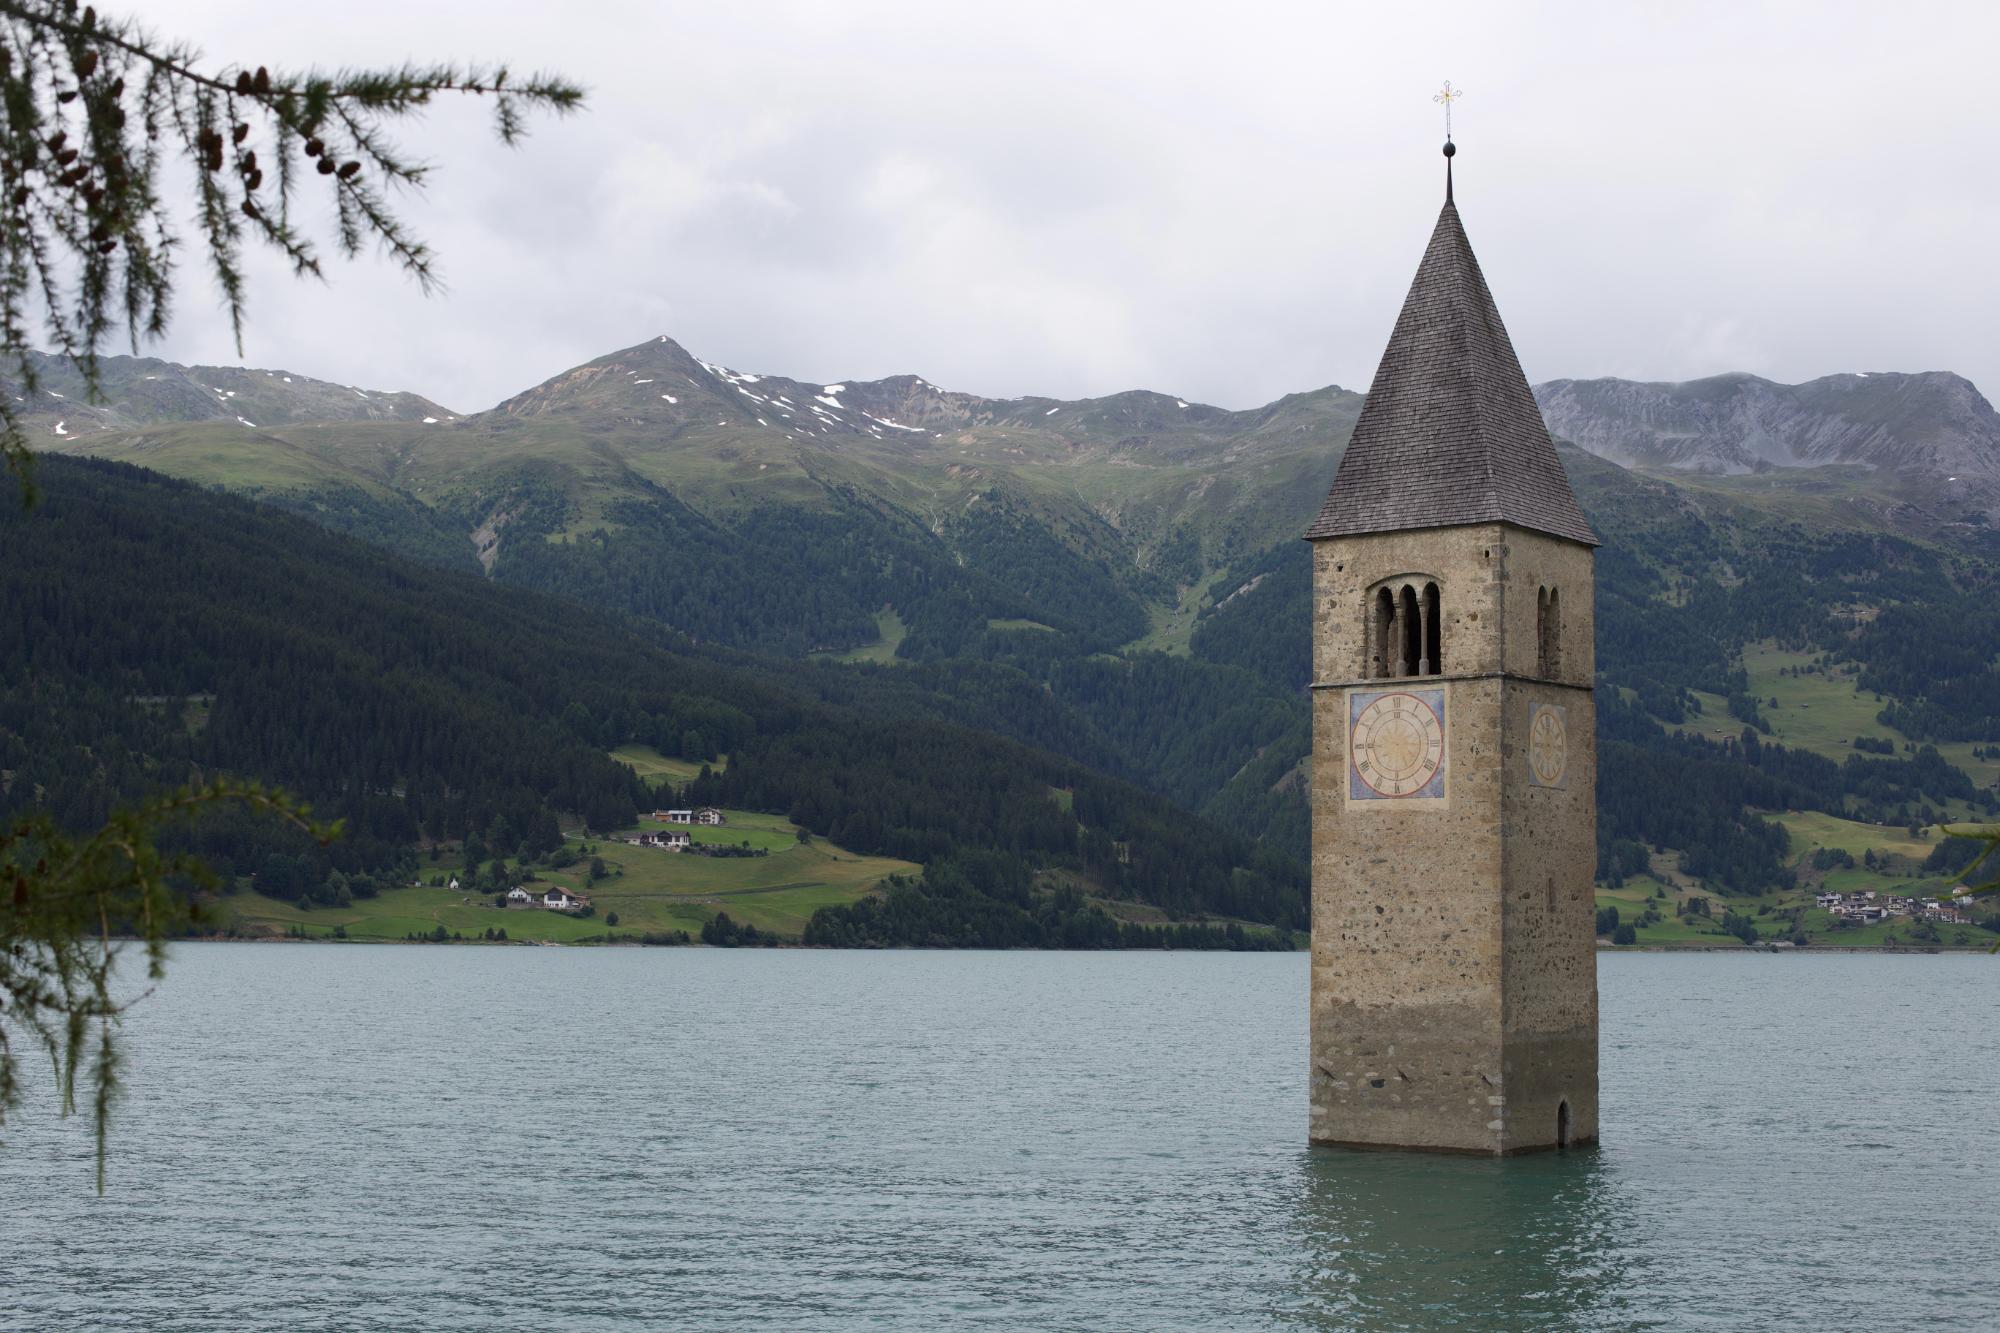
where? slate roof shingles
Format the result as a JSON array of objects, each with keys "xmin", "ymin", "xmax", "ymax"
[{"xmin": 1304, "ymin": 199, "xmax": 1598, "ymax": 547}]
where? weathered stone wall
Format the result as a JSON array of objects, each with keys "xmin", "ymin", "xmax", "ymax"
[
  {"xmin": 1308, "ymin": 522, "xmax": 1598, "ymax": 1153},
  {"xmin": 1496, "ymin": 529, "xmax": 1599, "ymax": 1150},
  {"xmin": 1498, "ymin": 675, "xmax": 1599, "ymax": 1150},
  {"xmin": 1493, "ymin": 531, "xmax": 1595, "ymax": 685}
]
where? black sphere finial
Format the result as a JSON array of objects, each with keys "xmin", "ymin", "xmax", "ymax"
[{"xmin": 1434, "ymin": 82, "xmax": 1463, "ymax": 203}]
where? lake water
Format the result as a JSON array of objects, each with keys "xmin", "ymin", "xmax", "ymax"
[{"xmin": 2, "ymin": 946, "xmax": 1995, "ymax": 1330}]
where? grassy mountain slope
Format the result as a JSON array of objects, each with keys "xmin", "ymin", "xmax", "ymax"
[
  {"xmin": 24, "ymin": 338, "xmax": 2000, "ymax": 912},
  {"xmin": 0, "ymin": 457, "xmax": 1305, "ymax": 940}
]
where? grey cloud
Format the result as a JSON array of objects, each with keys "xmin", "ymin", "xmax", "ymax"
[{"xmin": 133, "ymin": 1, "xmax": 2000, "ymax": 415}]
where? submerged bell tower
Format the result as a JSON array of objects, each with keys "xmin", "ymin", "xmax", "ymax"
[{"xmin": 1304, "ymin": 137, "xmax": 1599, "ymax": 1154}]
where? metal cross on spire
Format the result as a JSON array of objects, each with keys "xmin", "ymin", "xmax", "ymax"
[
  {"xmin": 1433, "ymin": 81, "xmax": 1463, "ymax": 201},
  {"xmin": 1433, "ymin": 81, "xmax": 1463, "ymax": 143}
]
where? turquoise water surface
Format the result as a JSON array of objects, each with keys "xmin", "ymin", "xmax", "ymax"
[{"xmin": 2, "ymin": 946, "xmax": 1994, "ymax": 1329}]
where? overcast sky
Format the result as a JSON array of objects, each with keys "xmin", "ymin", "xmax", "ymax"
[{"xmin": 136, "ymin": 1, "xmax": 1993, "ymax": 414}]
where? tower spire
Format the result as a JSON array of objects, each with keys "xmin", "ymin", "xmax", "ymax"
[
  {"xmin": 1304, "ymin": 127, "xmax": 1597, "ymax": 548},
  {"xmin": 1433, "ymin": 81, "xmax": 1462, "ymax": 203}
]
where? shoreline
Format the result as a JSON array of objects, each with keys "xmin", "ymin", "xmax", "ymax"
[
  {"xmin": 165, "ymin": 935, "xmax": 1994, "ymax": 955},
  {"xmin": 1599, "ymin": 942, "xmax": 1993, "ymax": 955}
]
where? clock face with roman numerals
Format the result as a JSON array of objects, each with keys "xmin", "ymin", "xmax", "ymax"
[{"xmin": 1348, "ymin": 688, "xmax": 1447, "ymax": 801}]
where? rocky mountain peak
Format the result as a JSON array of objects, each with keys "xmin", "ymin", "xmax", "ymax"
[
  {"xmin": 1, "ymin": 349, "xmax": 454, "ymax": 439},
  {"xmin": 1533, "ymin": 370, "xmax": 2000, "ymax": 480}
]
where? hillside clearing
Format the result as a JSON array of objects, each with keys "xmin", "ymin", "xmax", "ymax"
[
  {"xmin": 221, "ymin": 808, "xmax": 914, "ymax": 943},
  {"xmin": 814, "ymin": 607, "xmax": 907, "ymax": 664},
  {"xmin": 1742, "ymin": 640, "xmax": 2000, "ymax": 797},
  {"xmin": 610, "ymin": 743, "xmax": 727, "ymax": 786}
]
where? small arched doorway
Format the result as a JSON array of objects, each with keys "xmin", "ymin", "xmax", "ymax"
[{"xmin": 1556, "ymin": 1099, "xmax": 1572, "ymax": 1150}]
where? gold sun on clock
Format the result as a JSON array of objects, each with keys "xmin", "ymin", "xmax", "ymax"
[
  {"xmin": 1528, "ymin": 702, "xmax": 1568, "ymax": 788},
  {"xmin": 1348, "ymin": 688, "xmax": 1447, "ymax": 801}
]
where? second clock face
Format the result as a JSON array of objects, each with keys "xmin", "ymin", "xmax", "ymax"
[
  {"xmin": 1528, "ymin": 702, "xmax": 1569, "ymax": 788},
  {"xmin": 1348, "ymin": 688, "xmax": 1447, "ymax": 801}
]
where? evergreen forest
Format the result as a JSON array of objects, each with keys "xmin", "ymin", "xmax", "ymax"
[{"xmin": 1, "ymin": 458, "xmax": 1303, "ymax": 935}]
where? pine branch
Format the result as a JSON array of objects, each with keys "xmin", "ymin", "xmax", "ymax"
[
  {"xmin": 0, "ymin": 0, "xmax": 578, "ymax": 1188},
  {"xmin": 0, "ymin": 0, "xmax": 585, "ymax": 497},
  {"xmin": 1937, "ymin": 824, "xmax": 2000, "ymax": 951},
  {"xmin": 0, "ymin": 778, "xmax": 339, "ymax": 1189}
]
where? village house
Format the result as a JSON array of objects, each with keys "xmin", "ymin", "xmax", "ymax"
[
  {"xmin": 502, "ymin": 884, "xmax": 592, "ymax": 911},
  {"xmin": 694, "ymin": 807, "xmax": 726, "ymax": 826},
  {"xmin": 1818, "ymin": 889, "xmax": 1952, "ymax": 925},
  {"xmin": 659, "ymin": 808, "xmax": 694, "ymax": 824},
  {"xmin": 631, "ymin": 830, "xmax": 691, "ymax": 851},
  {"xmin": 1917, "ymin": 899, "xmax": 1972, "ymax": 925}
]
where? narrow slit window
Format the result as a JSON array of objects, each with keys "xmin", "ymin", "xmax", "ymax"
[
  {"xmin": 1545, "ymin": 588, "xmax": 1562, "ymax": 676},
  {"xmin": 1537, "ymin": 585, "xmax": 1562, "ymax": 677}
]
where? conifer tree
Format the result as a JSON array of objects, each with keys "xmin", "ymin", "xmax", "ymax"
[{"xmin": 0, "ymin": 0, "xmax": 581, "ymax": 1185}]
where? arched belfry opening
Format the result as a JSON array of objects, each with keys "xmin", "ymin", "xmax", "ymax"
[
  {"xmin": 1400, "ymin": 585, "xmax": 1421, "ymax": 676},
  {"xmin": 1368, "ymin": 577, "xmax": 1444, "ymax": 680},
  {"xmin": 1373, "ymin": 587, "xmax": 1395, "ymax": 678},
  {"xmin": 1423, "ymin": 582, "xmax": 1441, "ymax": 675}
]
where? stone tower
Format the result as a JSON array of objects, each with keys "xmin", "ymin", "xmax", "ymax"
[{"xmin": 1303, "ymin": 147, "xmax": 1599, "ymax": 1154}]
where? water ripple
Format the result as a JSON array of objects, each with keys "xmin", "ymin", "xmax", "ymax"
[{"xmin": 1, "ymin": 947, "xmax": 1994, "ymax": 1330}]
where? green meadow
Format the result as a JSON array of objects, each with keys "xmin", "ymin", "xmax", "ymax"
[
  {"xmin": 813, "ymin": 607, "xmax": 907, "ymax": 664},
  {"xmin": 1767, "ymin": 809, "xmax": 1939, "ymax": 863},
  {"xmin": 1128, "ymin": 570, "xmax": 1229, "ymax": 656},
  {"xmin": 219, "ymin": 807, "xmax": 916, "ymax": 944},
  {"xmin": 1741, "ymin": 640, "xmax": 2000, "ymax": 796},
  {"xmin": 1595, "ymin": 805, "xmax": 1986, "ymax": 949},
  {"xmin": 609, "ymin": 743, "xmax": 727, "ymax": 786}
]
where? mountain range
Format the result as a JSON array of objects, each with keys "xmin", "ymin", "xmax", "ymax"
[
  {"xmin": 15, "ymin": 334, "xmax": 2000, "ymax": 904},
  {"xmin": 28, "ymin": 339, "xmax": 2000, "ymax": 571},
  {"xmin": 1536, "ymin": 370, "xmax": 2000, "ymax": 482}
]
